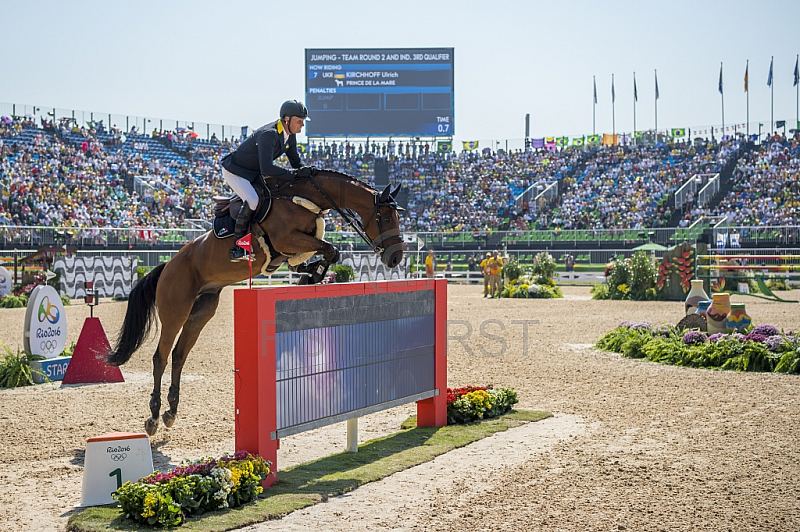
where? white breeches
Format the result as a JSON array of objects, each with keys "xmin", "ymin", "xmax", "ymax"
[{"xmin": 222, "ymin": 168, "xmax": 259, "ymax": 210}]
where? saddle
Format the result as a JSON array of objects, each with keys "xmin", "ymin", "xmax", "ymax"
[{"xmin": 212, "ymin": 180, "xmax": 272, "ymax": 239}]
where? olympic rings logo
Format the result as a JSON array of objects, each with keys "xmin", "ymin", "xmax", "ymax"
[
  {"xmin": 40, "ymin": 340, "xmax": 58, "ymax": 354},
  {"xmin": 37, "ymin": 296, "xmax": 60, "ymax": 324},
  {"xmin": 111, "ymin": 453, "xmax": 127, "ymax": 461}
]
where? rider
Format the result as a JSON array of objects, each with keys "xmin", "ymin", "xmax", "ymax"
[{"xmin": 220, "ymin": 100, "xmax": 315, "ymax": 261}]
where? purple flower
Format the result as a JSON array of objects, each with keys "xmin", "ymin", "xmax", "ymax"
[
  {"xmin": 683, "ymin": 330, "xmax": 709, "ymax": 345},
  {"xmin": 751, "ymin": 324, "xmax": 780, "ymax": 337},
  {"xmin": 708, "ymin": 333, "xmax": 727, "ymax": 343},
  {"xmin": 763, "ymin": 335, "xmax": 785, "ymax": 352},
  {"xmin": 732, "ymin": 333, "xmax": 747, "ymax": 342},
  {"xmin": 745, "ymin": 333, "xmax": 768, "ymax": 343}
]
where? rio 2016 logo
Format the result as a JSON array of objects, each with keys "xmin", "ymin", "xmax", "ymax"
[{"xmin": 38, "ymin": 296, "xmax": 60, "ymax": 324}]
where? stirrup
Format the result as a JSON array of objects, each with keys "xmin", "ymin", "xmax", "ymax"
[{"xmin": 230, "ymin": 246, "xmax": 248, "ymax": 262}]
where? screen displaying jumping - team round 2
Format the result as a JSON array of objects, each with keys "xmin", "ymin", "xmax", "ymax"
[{"xmin": 305, "ymin": 48, "xmax": 454, "ymax": 137}]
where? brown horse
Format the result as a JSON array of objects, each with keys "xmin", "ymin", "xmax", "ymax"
[{"xmin": 107, "ymin": 170, "xmax": 404, "ymax": 435}]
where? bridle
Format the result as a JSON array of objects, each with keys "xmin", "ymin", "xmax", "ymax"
[{"xmin": 306, "ymin": 174, "xmax": 402, "ymax": 256}]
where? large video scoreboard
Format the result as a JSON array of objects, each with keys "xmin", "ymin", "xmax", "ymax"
[{"xmin": 305, "ymin": 48, "xmax": 454, "ymax": 137}]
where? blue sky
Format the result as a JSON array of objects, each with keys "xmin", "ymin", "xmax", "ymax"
[{"xmin": 2, "ymin": 0, "xmax": 799, "ymax": 145}]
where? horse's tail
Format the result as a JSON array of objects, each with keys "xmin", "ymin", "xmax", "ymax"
[{"xmin": 107, "ymin": 262, "xmax": 166, "ymax": 366}]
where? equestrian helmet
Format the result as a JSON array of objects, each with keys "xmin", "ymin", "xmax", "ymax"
[{"xmin": 280, "ymin": 100, "xmax": 310, "ymax": 121}]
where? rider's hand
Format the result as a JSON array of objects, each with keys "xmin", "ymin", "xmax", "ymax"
[{"xmin": 295, "ymin": 166, "xmax": 318, "ymax": 178}]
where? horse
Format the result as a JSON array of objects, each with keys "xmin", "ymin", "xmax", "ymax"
[{"xmin": 107, "ymin": 170, "xmax": 404, "ymax": 436}]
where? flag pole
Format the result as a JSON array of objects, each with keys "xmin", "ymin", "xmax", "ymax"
[
  {"xmin": 654, "ymin": 69, "xmax": 659, "ymax": 140},
  {"xmin": 720, "ymin": 62, "xmax": 725, "ymax": 134},
  {"xmin": 795, "ymin": 54, "xmax": 799, "ymax": 132},
  {"xmin": 593, "ymin": 75, "xmax": 596, "ymax": 136},
  {"xmin": 612, "ymin": 73, "xmax": 616, "ymax": 137},
  {"xmin": 633, "ymin": 72, "xmax": 637, "ymax": 146},
  {"xmin": 746, "ymin": 60, "xmax": 750, "ymax": 138},
  {"xmin": 770, "ymin": 55, "xmax": 774, "ymax": 134}
]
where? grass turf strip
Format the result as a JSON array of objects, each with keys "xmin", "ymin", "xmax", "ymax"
[{"xmin": 67, "ymin": 410, "xmax": 551, "ymax": 531}]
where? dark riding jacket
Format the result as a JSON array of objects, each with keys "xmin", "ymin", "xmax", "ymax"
[{"xmin": 220, "ymin": 120, "xmax": 303, "ymax": 182}]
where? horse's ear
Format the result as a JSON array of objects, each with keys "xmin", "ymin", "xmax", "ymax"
[
  {"xmin": 380, "ymin": 185, "xmax": 391, "ymax": 202},
  {"xmin": 391, "ymin": 184, "xmax": 402, "ymax": 198}
]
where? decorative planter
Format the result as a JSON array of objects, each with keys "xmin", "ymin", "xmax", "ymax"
[
  {"xmin": 685, "ymin": 279, "xmax": 710, "ymax": 315},
  {"xmin": 706, "ymin": 293, "xmax": 731, "ymax": 334},
  {"xmin": 695, "ymin": 300, "xmax": 711, "ymax": 316},
  {"xmin": 726, "ymin": 303, "xmax": 751, "ymax": 332}
]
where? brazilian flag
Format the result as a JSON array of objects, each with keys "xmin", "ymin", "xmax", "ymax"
[
  {"xmin": 634, "ymin": 131, "xmax": 644, "ymax": 139},
  {"xmin": 437, "ymin": 141, "xmax": 452, "ymax": 153},
  {"xmin": 297, "ymin": 142, "xmax": 308, "ymax": 154},
  {"xmin": 586, "ymin": 135, "xmax": 600, "ymax": 145},
  {"xmin": 572, "ymin": 137, "xmax": 585, "ymax": 147},
  {"xmin": 671, "ymin": 128, "xmax": 686, "ymax": 138},
  {"xmin": 556, "ymin": 137, "xmax": 568, "ymax": 147},
  {"xmin": 462, "ymin": 141, "xmax": 479, "ymax": 151}
]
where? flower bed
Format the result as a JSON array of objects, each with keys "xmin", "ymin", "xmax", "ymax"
[
  {"xmin": 446, "ymin": 385, "xmax": 519, "ymax": 424},
  {"xmin": 114, "ymin": 450, "xmax": 270, "ymax": 527},
  {"xmin": 596, "ymin": 322, "xmax": 800, "ymax": 373}
]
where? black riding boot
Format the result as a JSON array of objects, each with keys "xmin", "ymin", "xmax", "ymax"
[{"xmin": 229, "ymin": 204, "xmax": 254, "ymax": 262}]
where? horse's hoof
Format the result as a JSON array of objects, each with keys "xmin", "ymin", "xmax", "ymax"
[
  {"xmin": 144, "ymin": 417, "xmax": 159, "ymax": 436},
  {"xmin": 162, "ymin": 410, "xmax": 177, "ymax": 428}
]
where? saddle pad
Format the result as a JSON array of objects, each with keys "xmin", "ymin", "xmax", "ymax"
[{"xmin": 213, "ymin": 215, "xmax": 236, "ymax": 239}]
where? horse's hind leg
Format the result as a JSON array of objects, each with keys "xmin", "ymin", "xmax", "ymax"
[
  {"xmin": 162, "ymin": 290, "xmax": 222, "ymax": 428},
  {"xmin": 146, "ymin": 283, "xmax": 198, "ymax": 436}
]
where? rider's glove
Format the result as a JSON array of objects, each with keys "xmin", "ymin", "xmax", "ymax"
[{"xmin": 295, "ymin": 166, "xmax": 318, "ymax": 178}]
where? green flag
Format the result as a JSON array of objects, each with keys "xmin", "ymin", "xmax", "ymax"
[
  {"xmin": 462, "ymin": 141, "xmax": 479, "ymax": 151},
  {"xmin": 556, "ymin": 137, "xmax": 569, "ymax": 147},
  {"xmin": 671, "ymin": 128, "xmax": 686, "ymax": 138},
  {"xmin": 634, "ymin": 131, "xmax": 644, "ymax": 139},
  {"xmin": 437, "ymin": 141, "xmax": 452, "ymax": 153},
  {"xmin": 586, "ymin": 134, "xmax": 600, "ymax": 145},
  {"xmin": 572, "ymin": 137, "xmax": 585, "ymax": 147}
]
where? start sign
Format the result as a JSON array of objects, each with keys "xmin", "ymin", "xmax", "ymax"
[{"xmin": 23, "ymin": 285, "xmax": 68, "ymax": 358}]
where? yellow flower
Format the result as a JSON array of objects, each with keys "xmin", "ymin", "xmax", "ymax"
[{"xmin": 142, "ymin": 492, "xmax": 157, "ymax": 518}]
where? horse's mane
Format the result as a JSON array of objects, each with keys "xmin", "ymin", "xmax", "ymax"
[{"xmin": 311, "ymin": 168, "xmax": 376, "ymax": 193}]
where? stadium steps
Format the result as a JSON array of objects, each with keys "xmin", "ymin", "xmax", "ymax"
[{"xmin": 704, "ymin": 141, "xmax": 751, "ymax": 213}]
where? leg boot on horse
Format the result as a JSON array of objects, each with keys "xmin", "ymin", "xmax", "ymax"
[{"xmin": 229, "ymin": 203, "xmax": 254, "ymax": 262}]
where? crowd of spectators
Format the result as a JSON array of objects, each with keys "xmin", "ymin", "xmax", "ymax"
[
  {"xmin": 1, "ymin": 114, "xmax": 798, "ymax": 238},
  {"xmin": 706, "ymin": 133, "xmax": 800, "ymax": 226},
  {"xmin": 542, "ymin": 137, "xmax": 744, "ymax": 231}
]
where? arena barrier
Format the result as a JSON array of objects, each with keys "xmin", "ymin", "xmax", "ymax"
[
  {"xmin": 234, "ymin": 279, "xmax": 447, "ymax": 486},
  {"xmin": 695, "ymin": 254, "xmax": 800, "ymax": 303}
]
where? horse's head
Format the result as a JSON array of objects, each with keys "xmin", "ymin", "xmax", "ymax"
[{"xmin": 363, "ymin": 184, "xmax": 404, "ymax": 268}]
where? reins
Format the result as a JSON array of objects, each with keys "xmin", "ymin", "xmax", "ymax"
[{"xmin": 306, "ymin": 173, "xmax": 389, "ymax": 255}]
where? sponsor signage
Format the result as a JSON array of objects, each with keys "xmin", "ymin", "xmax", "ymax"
[
  {"xmin": 0, "ymin": 266, "xmax": 11, "ymax": 297},
  {"xmin": 23, "ymin": 285, "xmax": 68, "ymax": 358}
]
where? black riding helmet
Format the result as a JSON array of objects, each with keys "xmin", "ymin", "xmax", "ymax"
[{"xmin": 280, "ymin": 100, "xmax": 310, "ymax": 121}]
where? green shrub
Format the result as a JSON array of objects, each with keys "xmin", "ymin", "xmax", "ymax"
[
  {"xmin": 330, "ymin": 264, "xmax": 355, "ymax": 283},
  {"xmin": 532, "ymin": 252, "xmax": 557, "ymax": 285},
  {"xmin": 0, "ymin": 344, "xmax": 45, "ymax": 388},
  {"xmin": 501, "ymin": 259, "xmax": 523, "ymax": 283},
  {"xmin": 591, "ymin": 283, "xmax": 611, "ymax": 300},
  {"xmin": 629, "ymin": 251, "xmax": 657, "ymax": 300},
  {"xmin": 0, "ymin": 294, "xmax": 28, "ymax": 308},
  {"xmin": 596, "ymin": 325, "xmax": 798, "ymax": 374}
]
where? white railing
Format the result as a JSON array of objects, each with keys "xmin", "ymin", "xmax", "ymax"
[
  {"xmin": 674, "ymin": 173, "xmax": 718, "ymax": 210},
  {"xmin": 697, "ymin": 173, "xmax": 720, "ymax": 207}
]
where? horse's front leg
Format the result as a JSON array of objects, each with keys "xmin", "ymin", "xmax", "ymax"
[{"xmin": 277, "ymin": 231, "xmax": 340, "ymax": 263}]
